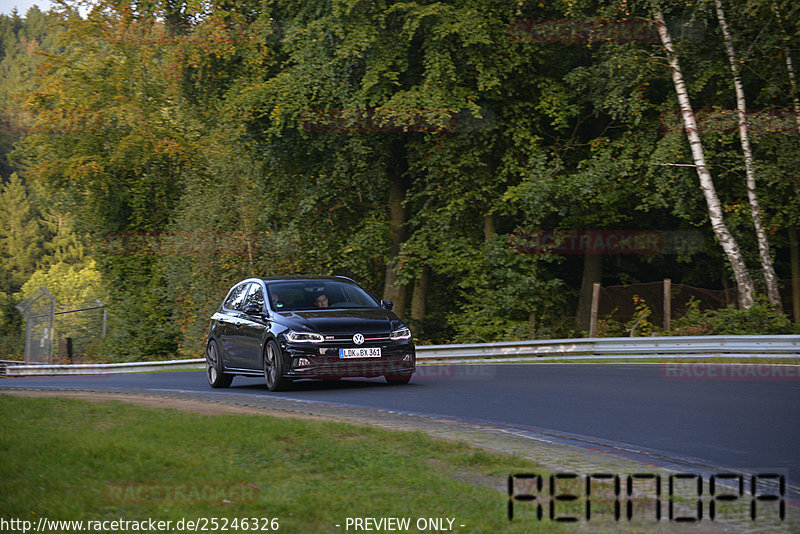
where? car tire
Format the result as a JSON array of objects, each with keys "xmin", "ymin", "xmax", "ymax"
[
  {"xmin": 206, "ymin": 340, "xmax": 233, "ymax": 388},
  {"xmin": 264, "ymin": 339, "xmax": 291, "ymax": 392},
  {"xmin": 384, "ymin": 373, "xmax": 412, "ymax": 385}
]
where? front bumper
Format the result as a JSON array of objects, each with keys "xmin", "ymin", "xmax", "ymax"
[{"xmin": 281, "ymin": 340, "xmax": 416, "ymax": 379}]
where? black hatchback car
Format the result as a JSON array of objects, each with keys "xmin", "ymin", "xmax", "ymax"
[{"xmin": 205, "ymin": 276, "xmax": 416, "ymax": 391}]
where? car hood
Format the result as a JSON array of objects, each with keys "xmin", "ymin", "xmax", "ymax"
[{"xmin": 274, "ymin": 308, "xmax": 400, "ymax": 335}]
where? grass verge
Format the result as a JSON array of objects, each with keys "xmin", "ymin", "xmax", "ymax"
[{"xmin": 0, "ymin": 394, "xmax": 569, "ymax": 533}]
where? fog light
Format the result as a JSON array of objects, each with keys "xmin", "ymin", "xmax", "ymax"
[{"xmin": 294, "ymin": 358, "xmax": 311, "ymax": 368}]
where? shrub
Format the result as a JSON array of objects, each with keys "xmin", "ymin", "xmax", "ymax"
[{"xmin": 670, "ymin": 298, "xmax": 799, "ymax": 336}]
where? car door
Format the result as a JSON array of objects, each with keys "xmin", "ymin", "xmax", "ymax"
[
  {"xmin": 236, "ymin": 282, "xmax": 269, "ymax": 370},
  {"xmin": 216, "ymin": 282, "xmax": 250, "ymax": 367}
]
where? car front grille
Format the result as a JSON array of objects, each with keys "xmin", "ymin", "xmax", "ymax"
[{"xmin": 320, "ymin": 333, "xmax": 391, "ymax": 344}]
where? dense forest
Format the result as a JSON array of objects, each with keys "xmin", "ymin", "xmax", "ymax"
[{"xmin": 1, "ymin": 0, "xmax": 799, "ymax": 361}]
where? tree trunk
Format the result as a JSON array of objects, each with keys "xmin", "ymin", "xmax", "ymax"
[
  {"xmin": 773, "ymin": 4, "xmax": 800, "ymax": 321},
  {"xmin": 382, "ymin": 165, "xmax": 408, "ymax": 317},
  {"xmin": 653, "ymin": 7, "xmax": 755, "ymax": 308},
  {"xmin": 410, "ymin": 265, "xmax": 430, "ymax": 323},
  {"xmin": 722, "ymin": 267, "xmax": 732, "ymax": 306},
  {"xmin": 790, "ymin": 226, "xmax": 800, "ymax": 323},
  {"xmin": 788, "ymin": 51, "xmax": 800, "ymax": 142},
  {"xmin": 772, "ymin": 3, "xmax": 800, "ymax": 146},
  {"xmin": 576, "ymin": 253, "xmax": 602, "ymax": 332},
  {"xmin": 714, "ymin": 0, "xmax": 781, "ymax": 308},
  {"xmin": 483, "ymin": 214, "xmax": 496, "ymax": 243},
  {"xmin": 772, "ymin": 4, "xmax": 800, "ymax": 321}
]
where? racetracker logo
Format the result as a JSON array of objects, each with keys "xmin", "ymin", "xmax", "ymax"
[
  {"xmin": 105, "ymin": 482, "xmax": 259, "ymax": 505},
  {"xmin": 300, "ymin": 108, "xmax": 455, "ymax": 133},
  {"xmin": 659, "ymin": 109, "xmax": 800, "ymax": 135},
  {"xmin": 509, "ymin": 19, "xmax": 659, "ymax": 43},
  {"xmin": 511, "ymin": 230, "xmax": 661, "ymax": 255},
  {"xmin": 660, "ymin": 363, "xmax": 800, "ymax": 381},
  {"xmin": 414, "ymin": 364, "xmax": 496, "ymax": 381},
  {"xmin": 102, "ymin": 231, "xmax": 258, "ymax": 257},
  {"xmin": 510, "ymin": 230, "xmax": 704, "ymax": 255}
]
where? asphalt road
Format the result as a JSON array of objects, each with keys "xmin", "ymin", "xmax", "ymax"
[{"xmin": 2, "ymin": 363, "xmax": 799, "ymax": 492}]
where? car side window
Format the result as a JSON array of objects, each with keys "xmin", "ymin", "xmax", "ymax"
[
  {"xmin": 243, "ymin": 283, "xmax": 265, "ymax": 310},
  {"xmin": 224, "ymin": 283, "xmax": 249, "ymax": 311}
]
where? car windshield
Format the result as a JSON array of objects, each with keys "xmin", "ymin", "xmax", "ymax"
[{"xmin": 266, "ymin": 280, "xmax": 380, "ymax": 311}]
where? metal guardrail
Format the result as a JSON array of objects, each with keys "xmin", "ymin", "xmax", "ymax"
[
  {"xmin": 0, "ymin": 360, "xmax": 24, "ymax": 377},
  {"xmin": 1, "ymin": 335, "xmax": 798, "ymax": 377},
  {"xmin": 414, "ymin": 334, "xmax": 800, "ymax": 359},
  {"xmin": 2, "ymin": 359, "xmax": 204, "ymax": 377}
]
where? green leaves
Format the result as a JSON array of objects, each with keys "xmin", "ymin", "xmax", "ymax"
[
  {"xmin": 0, "ymin": 174, "xmax": 43, "ymax": 289},
  {"xmin": 1, "ymin": 0, "xmax": 795, "ymax": 357}
]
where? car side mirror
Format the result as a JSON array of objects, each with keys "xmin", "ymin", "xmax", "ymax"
[
  {"xmin": 242, "ymin": 304, "xmax": 263, "ymax": 315},
  {"xmin": 380, "ymin": 300, "xmax": 394, "ymax": 311}
]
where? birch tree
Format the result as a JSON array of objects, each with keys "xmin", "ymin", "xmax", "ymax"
[
  {"xmin": 771, "ymin": 2, "xmax": 800, "ymax": 143},
  {"xmin": 652, "ymin": 4, "xmax": 755, "ymax": 308},
  {"xmin": 714, "ymin": 0, "xmax": 781, "ymax": 308},
  {"xmin": 771, "ymin": 1, "xmax": 800, "ymax": 320},
  {"xmin": 785, "ymin": 42, "xmax": 800, "ymax": 142}
]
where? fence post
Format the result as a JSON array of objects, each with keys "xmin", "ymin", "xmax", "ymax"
[
  {"xmin": 58, "ymin": 337, "xmax": 73, "ymax": 364},
  {"xmin": 589, "ymin": 282, "xmax": 600, "ymax": 337},
  {"xmin": 46, "ymin": 288, "xmax": 55, "ymax": 364},
  {"xmin": 663, "ymin": 278, "xmax": 672, "ymax": 331}
]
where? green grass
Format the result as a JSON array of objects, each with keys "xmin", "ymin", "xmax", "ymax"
[{"xmin": 0, "ymin": 395, "xmax": 569, "ymax": 533}]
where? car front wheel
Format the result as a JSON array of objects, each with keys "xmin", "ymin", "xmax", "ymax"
[
  {"xmin": 206, "ymin": 340, "xmax": 233, "ymax": 388},
  {"xmin": 264, "ymin": 340, "xmax": 291, "ymax": 392}
]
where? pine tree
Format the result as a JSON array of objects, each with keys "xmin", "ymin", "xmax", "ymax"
[{"xmin": 0, "ymin": 173, "xmax": 44, "ymax": 291}]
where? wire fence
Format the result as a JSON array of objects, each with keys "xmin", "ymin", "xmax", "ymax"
[
  {"xmin": 54, "ymin": 300, "xmax": 107, "ymax": 362},
  {"xmin": 12, "ymin": 281, "xmax": 797, "ymax": 364},
  {"xmin": 597, "ymin": 279, "xmax": 798, "ymax": 331},
  {"xmin": 15, "ymin": 287, "xmax": 55, "ymax": 364},
  {"xmin": 15, "ymin": 287, "xmax": 106, "ymax": 364}
]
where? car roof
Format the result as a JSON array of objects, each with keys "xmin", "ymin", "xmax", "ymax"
[{"xmin": 255, "ymin": 275, "xmax": 357, "ymax": 284}]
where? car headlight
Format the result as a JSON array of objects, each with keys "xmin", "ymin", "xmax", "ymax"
[
  {"xmin": 390, "ymin": 327, "xmax": 411, "ymax": 341},
  {"xmin": 286, "ymin": 331, "xmax": 324, "ymax": 343}
]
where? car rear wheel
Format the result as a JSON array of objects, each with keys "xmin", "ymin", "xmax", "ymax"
[
  {"xmin": 384, "ymin": 373, "xmax": 412, "ymax": 385},
  {"xmin": 206, "ymin": 340, "xmax": 233, "ymax": 388},
  {"xmin": 264, "ymin": 340, "xmax": 291, "ymax": 392}
]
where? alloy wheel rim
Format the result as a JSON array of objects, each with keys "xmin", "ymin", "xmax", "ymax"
[
  {"xmin": 265, "ymin": 346, "xmax": 276, "ymax": 387},
  {"xmin": 206, "ymin": 344, "xmax": 218, "ymax": 383}
]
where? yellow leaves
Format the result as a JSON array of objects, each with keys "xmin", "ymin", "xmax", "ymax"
[
  {"xmin": 723, "ymin": 202, "xmax": 747, "ymax": 215},
  {"xmin": 62, "ymin": 157, "xmax": 104, "ymax": 184},
  {"xmin": 270, "ymin": 104, "xmax": 283, "ymax": 124},
  {"xmin": 153, "ymin": 137, "xmax": 186, "ymax": 158}
]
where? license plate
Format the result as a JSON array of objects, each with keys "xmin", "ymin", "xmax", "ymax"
[{"xmin": 339, "ymin": 347, "xmax": 381, "ymax": 359}]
